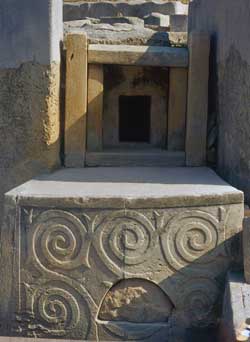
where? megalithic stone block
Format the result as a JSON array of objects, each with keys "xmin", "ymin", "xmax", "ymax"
[
  {"xmin": 243, "ymin": 216, "xmax": 250, "ymax": 283},
  {"xmin": 168, "ymin": 67, "xmax": 188, "ymax": 151},
  {"xmin": 87, "ymin": 64, "xmax": 104, "ymax": 152},
  {"xmin": 1, "ymin": 167, "xmax": 244, "ymax": 340},
  {"xmin": 186, "ymin": 31, "xmax": 210, "ymax": 166},
  {"xmin": 65, "ymin": 33, "xmax": 88, "ymax": 167}
]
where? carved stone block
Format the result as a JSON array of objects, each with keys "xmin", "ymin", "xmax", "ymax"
[{"xmin": 2, "ymin": 167, "xmax": 243, "ymax": 341}]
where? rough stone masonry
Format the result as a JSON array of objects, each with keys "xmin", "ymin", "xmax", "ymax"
[{"xmin": 0, "ymin": 0, "xmax": 63, "ymax": 226}]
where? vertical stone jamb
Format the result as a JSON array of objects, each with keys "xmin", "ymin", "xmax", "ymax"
[
  {"xmin": 87, "ymin": 64, "xmax": 104, "ymax": 152},
  {"xmin": 186, "ymin": 31, "xmax": 210, "ymax": 166},
  {"xmin": 65, "ymin": 33, "xmax": 88, "ymax": 167},
  {"xmin": 243, "ymin": 216, "xmax": 250, "ymax": 283},
  {"xmin": 168, "ymin": 67, "xmax": 188, "ymax": 151}
]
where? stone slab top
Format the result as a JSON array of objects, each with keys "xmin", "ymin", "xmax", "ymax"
[
  {"xmin": 64, "ymin": 21, "xmax": 187, "ymax": 46},
  {"xmin": 6, "ymin": 167, "xmax": 243, "ymax": 209}
]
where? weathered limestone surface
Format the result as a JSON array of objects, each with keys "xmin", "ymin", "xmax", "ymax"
[
  {"xmin": 243, "ymin": 217, "xmax": 250, "ymax": 283},
  {"xmin": 186, "ymin": 32, "xmax": 210, "ymax": 166},
  {"xmin": 0, "ymin": 63, "xmax": 61, "ymax": 230},
  {"xmin": 88, "ymin": 44, "xmax": 188, "ymax": 66},
  {"xmin": 189, "ymin": 0, "xmax": 250, "ymax": 202},
  {"xmin": 64, "ymin": 19, "xmax": 188, "ymax": 46},
  {"xmin": 168, "ymin": 67, "xmax": 187, "ymax": 151},
  {"xmin": 0, "ymin": 0, "xmax": 63, "ymax": 226},
  {"xmin": 65, "ymin": 33, "xmax": 88, "ymax": 167},
  {"xmin": 1, "ymin": 167, "xmax": 243, "ymax": 340},
  {"xmin": 87, "ymin": 64, "xmax": 104, "ymax": 152},
  {"xmin": 64, "ymin": 1, "xmax": 188, "ymax": 21},
  {"xmin": 219, "ymin": 272, "xmax": 250, "ymax": 342}
]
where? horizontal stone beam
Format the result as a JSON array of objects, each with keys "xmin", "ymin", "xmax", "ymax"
[{"xmin": 88, "ymin": 44, "xmax": 189, "ymax": 67}]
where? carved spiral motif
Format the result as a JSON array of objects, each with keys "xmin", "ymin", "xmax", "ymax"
[
  {"xmin": 34, "ymin": 286, "xmax": 81, "ymax": 335},
  {"xmin": 178, "ymin": 278, "xmax": 219, "ymax": 326},
  {"xmin": 95, "ymin": 211, "xmax": 156, "ymax": 275},
  {"xmin": 32, "ymin": 210, "xmax": 90, "ymax": 270},
  {"xmin": 161, "ymin": 211, "xmax": 219, "ymax": 271}
]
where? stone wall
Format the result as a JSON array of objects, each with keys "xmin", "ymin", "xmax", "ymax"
[
  {"xmin": 189, "ymin": 0, "xmax": 250, "ymax": 202},
  {"xmin": 0, "ymin": 0, "xmax": 63, "ymax": 223}
]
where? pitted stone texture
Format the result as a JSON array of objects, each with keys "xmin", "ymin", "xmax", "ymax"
[
  {"xmin": 0, "ymin": 62, "xmax": 61, "ymax": 230},
  {"xmin": 220, "ymin": 272, "xmax": 250, "ymax": 342},
  {"xmin": 64, "ymin": 20, "xmax": 171, "ymax": 46},
  {"xmin": 243, "ymin": 217, "xmax": 250, "ymax": 283},
  {"xmin": 2, "ymin": 167, "xmax": 243, "ymax": 340},
  {"xmin": 64, "ymin": 20, "xmax": 187, "ymax": 46},
  {"xmin": 188, "ymin": 0, "xmax": 250, "ymax": 203},
  {"xmin": 63, "ymin": 1, "xmax": 189, "ymax": 21}
]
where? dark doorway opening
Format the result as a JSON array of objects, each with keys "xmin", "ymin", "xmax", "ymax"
[{"xmin": 119, "ymin": 95, "xmax": 151, "ymax": 143}]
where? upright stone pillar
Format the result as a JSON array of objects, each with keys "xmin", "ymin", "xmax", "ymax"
[
  {"xmin": 189, "ymin": 0, "xmax": 250, "ymax": 202},
  {"xmin": 0, "ymin": 0, "xmax": 63, "ymax": 334},
  {"xmin": 0, "ymin": 0, "xmax": 63, "ymax": 211}
]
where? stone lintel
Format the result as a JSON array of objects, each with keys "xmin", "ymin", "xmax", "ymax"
[{"xmin": 88, "ymin": 44, "xmax": 189, "ymax": 67}]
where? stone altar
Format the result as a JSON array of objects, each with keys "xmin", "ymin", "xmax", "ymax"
[{"xmin": 2, "ymin": 167, "xmax": 243, "ymax": 340}]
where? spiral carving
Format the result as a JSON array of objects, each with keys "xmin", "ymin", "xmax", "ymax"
[
  {"xmin": 33, "ymin": 286, "xmax": 80, "ymax": 335},
  {"xmin": 178, "ymin": 278, "xmax": 219, "ymax": 326},
  {"xmin": 94, "ymin": 211, "xmax": 156, "ymax": 276},
  {"xmin": 161, "ymin": 211, "xmax": 219, "ymax": 272},
  {"xmin": 32, "ymin": 210, "xmax": 90, "ymax": 271}
]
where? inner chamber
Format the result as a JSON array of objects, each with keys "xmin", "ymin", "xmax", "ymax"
[
  {"xmin": 103, "ymin": 65, "xmax": 168, "ymax": 149},
  {"xmin": 119, "ymin": 95, "xmax": 151, "ymax": 143}
]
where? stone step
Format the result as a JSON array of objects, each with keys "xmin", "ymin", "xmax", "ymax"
[{"xmin": 86, "ymin": 150, "xmax": 186, "ymax": 166}]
